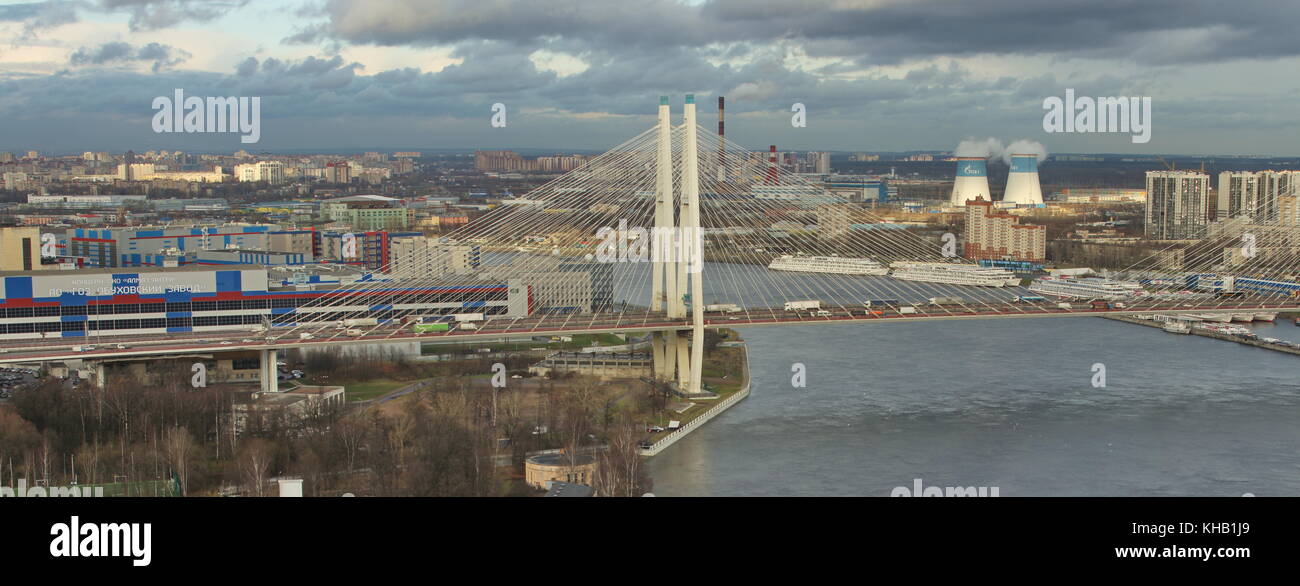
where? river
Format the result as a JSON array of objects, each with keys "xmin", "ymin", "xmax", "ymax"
[{"xmin": 647, "ymin": 316, "xmax": 1300, "ymax": 496}]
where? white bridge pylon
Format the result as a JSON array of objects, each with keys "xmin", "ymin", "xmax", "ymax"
[{"xmin": 652, "ymin": 95, "xmax": 707, "ymax": 395}]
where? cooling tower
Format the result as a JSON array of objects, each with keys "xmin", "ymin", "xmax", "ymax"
[
  {"xmin": 1002, "ymin": 154, "xmax": 1044, "ymax": 206},
  {"xmin": 950, "ymin": 157, "xmax": 991, "ymax": 205}
]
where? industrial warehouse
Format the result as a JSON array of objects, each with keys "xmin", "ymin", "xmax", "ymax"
[{"xmin": 0, "ymin": 265, "xmax": 533, "ymax": 340}]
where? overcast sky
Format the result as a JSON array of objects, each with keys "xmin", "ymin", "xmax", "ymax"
[{"xmin": 2, "ymin": 0, "xmax": 1299, "ymax": 156}]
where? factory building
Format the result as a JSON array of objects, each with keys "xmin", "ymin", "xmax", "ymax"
[
  {"xmin": 479, "ymin": 258, "xmax": 611, "ymax": 313},
  {"xmin": 61, "ymin": 224, "xmax": 283, "ymax": 268},
  {"xmin": 388, "ymin": 236, "xmax": 481, "ymax": 277},
  {"xmin": 0, "ymin": 265, "xmax": 531, "ymax": 340},
  {"xmin": 823, "ymin": 177, "xmax": 888, "ymax": 203},
  {"xmin": 27, "ymin": 194, "xmax": 149, "ymax": 209}
]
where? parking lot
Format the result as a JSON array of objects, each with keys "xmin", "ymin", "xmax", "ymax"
[{"xmin": 0, "ymin": 367, "xmax": 40, "ymax": 400}]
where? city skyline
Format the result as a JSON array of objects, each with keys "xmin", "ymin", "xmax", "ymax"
[{"xmin": 0, "ymin": 0, "xmax": 1298, "ymax": 155}]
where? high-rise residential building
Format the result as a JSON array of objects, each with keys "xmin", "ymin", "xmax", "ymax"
[
  {"xmin": 324, "ymin": 161, "xmax": 352, "ymax": 184},
  {"xmin": 812, "ymin": 152, "xmax": 831, "ymax": 174},
  {"xmin": 963, "ymin": 197, "xmax": 1046, "ymax": 262},
  {"xmin": 474, "ymin": 150, "xmax": 526, "ymax": 172},
  {"xmin": 1280, "ymin": 195, "xmax": 1300, "ymax": 227},
  {"xmin": 235, "ymin": 161, "xmax": 287, "ymax": 184},
  {"xmin": 1217, "ymin": 170, "xmax": 1299, "ymax": 221},
  {"xmin": 1146, "ymin": 170, "xmax": 1211, "ymax": 239}
]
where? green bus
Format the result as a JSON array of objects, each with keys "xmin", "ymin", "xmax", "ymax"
[{"xmin": 413, "ymin": 323, "xmax": 451, "ymax": 333}]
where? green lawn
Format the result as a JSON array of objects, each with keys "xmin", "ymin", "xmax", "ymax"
[{"xmin": 342, "ymin": 379, "xmax": 416, "ymax": 402}]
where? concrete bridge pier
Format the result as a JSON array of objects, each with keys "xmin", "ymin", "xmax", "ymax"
[
  {"xmin": 92, "ymin": 361, "xmax": 106, "ymax": 389},
  {"xmin": 260, "ymin": 348, "xmax": 279, "ymax": 393}
]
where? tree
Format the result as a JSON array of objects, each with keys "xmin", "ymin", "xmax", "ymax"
[
  {"xmin": 238, "ymin": 438, "xmax": 273, "ymax": 496},
  {"xmin": 162, "ymin": 426, "xmax": 195, "ymax": 496},
  {"xmin": 593, "ymin": 420, "xmax": 652, "ymax": 497}
]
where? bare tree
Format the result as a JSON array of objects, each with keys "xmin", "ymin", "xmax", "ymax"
[
  {"xmin": 593, "ymin": 420, "xmax": 651, "ymax": 497},
  {"xmin": 162, "ymin": 426, "xmax": 195, "ymax": 496},
  {"xmin": 239, "ymin": 438, "xmax": 273, "ymax": 497}
]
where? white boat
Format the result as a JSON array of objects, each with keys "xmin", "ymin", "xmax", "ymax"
[
  {"xmin": 1231, "ymin": 314, "xmax": 1255, "ymax": 322},
  {"xmin": 1254, "ymin": 312, "xmax": 1277, "ymax": 322},
  {"xmin": 888, "ymin": 261, "xmax": 1020, "ymax": 287},
  {"xmin": 1197, "ymin": 313, "xmax": 1233, "ymax": 323},
  {"xmin": 1163, "ymin": 321, "xmax": 1191, "ymax": 334},
  {"xmin": 768, "ymin": 255, "xmax": 889, "ymax": 276},
  {"xmin": 1029, "ymin": 276, "xmax": 1146, "ymax": 300}
]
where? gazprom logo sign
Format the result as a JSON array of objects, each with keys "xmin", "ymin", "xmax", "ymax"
[
  {"xmin": 1010, "ymin": 156, "xmax": 1038, "ymax": 173},
  {"xmin": 957, "ymin": 160, "xmax": 987, "ymax": 177}
]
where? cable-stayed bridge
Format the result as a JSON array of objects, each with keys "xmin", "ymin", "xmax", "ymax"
[{"xmin": 3, "ymin": 96, "xmax": 1299, "ymax": 396}]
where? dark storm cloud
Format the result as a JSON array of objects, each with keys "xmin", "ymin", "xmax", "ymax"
[
  {"xmin": 5, "ymin": 1, "xmax": 1300, "ymax": 153},
  {"xmin": 311, "ymin": 0, "xmax": 1300, "ymax": 66}
]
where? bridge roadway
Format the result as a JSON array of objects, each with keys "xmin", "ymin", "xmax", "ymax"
[{"xmin": 0, "ymin": 297, "xmax": 1294, "ymax": 365}]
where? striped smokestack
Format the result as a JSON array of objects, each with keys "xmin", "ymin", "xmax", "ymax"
[
  {"xmin": 717, "ymin": 96, "xmax": 726, "ymax": 181},
  {"xmin": 718, "ymin": 96, "xmax": 725, "ymax": 137},
  {"xmin": 767, "ymin": 145, "xmax": 778, "ymax": 185}
]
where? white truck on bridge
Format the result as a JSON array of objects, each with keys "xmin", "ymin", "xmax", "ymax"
[
  {"xmin": 783, "ymin": 300, "xmax": 821, "ymax": 312},
  {"xmin": 338, "ymin": 318, "xmax": 379, "ymax": 328},
  {"xmin": 704, "ymin": 304, "xmax": 742, "ymax": 313},
  {"xmin": 928, "ymin": 296, "xmax": 965, "ymax": 305},
  {"xmin": 452, "ymin": 313, "xmax": 485, "ymax": 322}
]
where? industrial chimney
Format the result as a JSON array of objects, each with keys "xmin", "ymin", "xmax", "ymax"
[
  {"xmin": 950, "ymin": 156, "xmax": 991, "ymax": 206},
  {"xmin": 1002, "ymin": 154, "xmax": 1044, "ymax": 206},
  {"xmin": 717, "ymin": 96, "xmax": 726, "ymax": 181},
  {"xmin": 767, "ymin": 145, "xmax": 778, "ymax": 185}
]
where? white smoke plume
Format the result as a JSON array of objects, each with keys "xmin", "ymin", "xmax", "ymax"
[
  {"xmin": 952, "ymin": 137, "xmax": 1049, "ymax": 164},
  {"xmin": 1001, "ymin": 139, "xmax": 1048, "ymax": 165},
  {"xmin": 953, "ymin": 137, "xmax": 1004, "ymax": 158}
]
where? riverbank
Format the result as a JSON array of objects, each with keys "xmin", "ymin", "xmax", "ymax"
[
  {"xmin": 1104, "ymin": 314, "xmax": 1300, "ymax": 356},
  {"xmin": 639, "ymin": 342, "xmax": 751, "ymax": 457}
]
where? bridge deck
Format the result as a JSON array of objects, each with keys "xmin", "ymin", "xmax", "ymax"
[{"xmin": 2, "ymin": 299, "xmax": 1293, "ymax": 364}]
